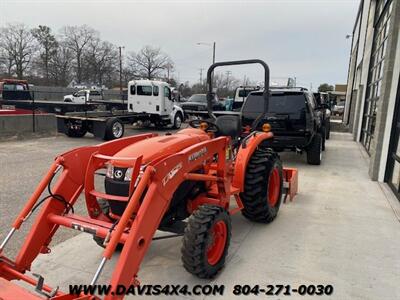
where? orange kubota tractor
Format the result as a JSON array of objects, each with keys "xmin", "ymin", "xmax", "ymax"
[{"xmin": 0, "ymin": 60, "xmax": 298, "ymax": 299}]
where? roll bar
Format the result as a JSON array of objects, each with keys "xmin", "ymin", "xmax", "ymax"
[{"xmin": 206, "ymin": 59, "xmax": 270, "ymax": 119}]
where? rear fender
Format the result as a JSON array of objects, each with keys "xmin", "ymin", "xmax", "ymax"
[{"xmin": 233, "ymin": 131, "xmax": 274, "ymax": 192}]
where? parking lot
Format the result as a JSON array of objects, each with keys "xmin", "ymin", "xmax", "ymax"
[
  {"xmin": 1, "ymin": 130, "xmax": 399, "ymax": 299},
  {"xmin": 0, "ymin": 127, "xmax": 159, "ymax": 258}
]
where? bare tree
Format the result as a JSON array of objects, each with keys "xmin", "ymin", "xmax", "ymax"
[
  {"xmin": 60, "ymin": 25, "xmax": 97, "ymax": 83},
  {"xmin": 0, "ymin": 23, "xmax": 36, "ymax": 79},
  {"xmin": 31, "ymin": 25, "xmax": 58, "ymax": 84},
  {"xmin": 124, "ymin": 54, "xmax": 139, "ymax": 81},
  {"xmin": 84, "ymin": 38, "xmax": 117, "ymax": 86},
  {"xmin": 129, "ymin": 46, "xmax": 172, "ymax": 80},
  {"xmin": 0, "ymin": 47, "xmax": 14, "ymax": 76},
  {"xmin": 49, "ymin": 42, "xmax": 73, "ymax": 86}
]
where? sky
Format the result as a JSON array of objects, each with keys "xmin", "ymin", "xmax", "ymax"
[{"xmin": 1, "ymin": 0, "xmax": 360, "ymax": 90}]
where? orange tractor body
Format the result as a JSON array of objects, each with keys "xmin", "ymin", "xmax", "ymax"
[{"xmin": 0, "ymin": 60, "xmax": 298, "ymax": 299}]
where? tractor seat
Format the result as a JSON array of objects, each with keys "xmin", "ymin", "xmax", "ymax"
[{"xmin": 215, "ymin": 115, "xmax": 242, "ymax": 140}]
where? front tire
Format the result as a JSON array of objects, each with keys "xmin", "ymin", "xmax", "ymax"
[
  {"xmin": 181, "ymin": 205, "xmax": 231, "ymax": 278},
  {"xmin": 307, "ymin": 133, "xmax": 322, "ymax": 165},
  {"xmin": 92, "ymin": 199, "xmax": 124, "ymax": 250},
  {"xmin": 173, "ymin": 112, "xmax": 183, "ymax": 129},
  {"xmin": 240, "ymin": 148, "xmax": 283, "ymax": 223}
]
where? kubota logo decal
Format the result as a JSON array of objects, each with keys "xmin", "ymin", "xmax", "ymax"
[
  {"xmin": 162, "ymin": 163, "xmax": 183, "ymax": 186},
  {"xmin": 188, "ymin": 147, "xmax": 207, "ymax": 162},
  {"xmin": 114, "ymin": 170, "xmax": 123, "ymax": 179}
]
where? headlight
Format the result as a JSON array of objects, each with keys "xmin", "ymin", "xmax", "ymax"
[
  {"xmin": 106, "ymin": 164, "xmax": 114, "ymax": 179},
  {"xmin": 124, "ymin": 167, "xmax": 133, "ymax": 181},
  {"xmin": 106, "ymin": 164, "xmax": 144, "ymax": 182}
]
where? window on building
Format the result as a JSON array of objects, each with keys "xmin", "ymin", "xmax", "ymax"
[{"xmin": 360, "ymin": 0, "xmax": 393, "ymax": 153}]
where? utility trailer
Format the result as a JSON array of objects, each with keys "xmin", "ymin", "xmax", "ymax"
[{"xmin": 57, "ymin": 80, "xmax": 185, "ymax": 140}]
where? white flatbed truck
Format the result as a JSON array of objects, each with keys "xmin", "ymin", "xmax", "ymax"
[{"xmin": 56, "ymin": 80, "xmax": 184, "ymax": 140}]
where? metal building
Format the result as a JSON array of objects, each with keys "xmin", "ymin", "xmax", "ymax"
[{"xmin": 344, "ymin": 0, "xmax": 400, "ymax": 199}]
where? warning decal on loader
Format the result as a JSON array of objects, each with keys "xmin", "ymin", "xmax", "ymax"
[{"xmin": 162, "ymin": 163, "xmax": 183, "ymax": 186}]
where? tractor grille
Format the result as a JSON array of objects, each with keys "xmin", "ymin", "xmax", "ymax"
[{"xmin": 104, "ymin": 176, "xmax": 129, "ymax": 216}]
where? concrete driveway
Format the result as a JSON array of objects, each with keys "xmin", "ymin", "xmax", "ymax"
[{"xmin": 1, "ymin": 132, "xmax": 399, "ymax": 299}]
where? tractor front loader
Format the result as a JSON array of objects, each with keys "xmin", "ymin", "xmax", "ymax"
[{"xmin": 0, "ymin": 60, "xmax": 298, "ymax": 300}]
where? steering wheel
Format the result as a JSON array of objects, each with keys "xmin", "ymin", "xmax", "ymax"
[{"xmin": 189, "ymin": 119, "xmax": 220, "ymax": 133}]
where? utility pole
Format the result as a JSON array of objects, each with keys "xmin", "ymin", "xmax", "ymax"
[
  {"xmin": 197, "ymin": 42, "xmax": 216, "ymax": 64},
  {"xmin": 199, "ymin": 68, "xmax": 204, "ymax": 84},
  {"xmin": 118, "ymin": 46, "xmax": 125, "ymax": 100},
  {"xmin": 212, "ymin": 42, "xmax": 216, "ymax": 64},
  {"xmin": 226, "ymin": 70, "xmax": 232, "ymax": 89}
]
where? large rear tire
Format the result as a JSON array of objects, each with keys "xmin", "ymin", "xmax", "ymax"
[
  {"xmin": 181, "ymin": 205, "xmax": 231, "ymax": 278},
  {"xmin": 240, "ymin": 148, "xmax": 283, "ymax": 223}
]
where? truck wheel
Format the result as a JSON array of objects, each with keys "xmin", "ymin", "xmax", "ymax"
[
  {"xmin": 307, "ymin": 133, "xmax": 322, "ymax": 165},
  {"xmin": 65, "ymin": 122, "xmax": 87, "ymax": 138},
  {"xmin": 181, "ymin": 205, "xmax": 231, "ymax": 279},
  {"xmin": 240, "ymin": 148, "xmax": 283, "ymax": 223},
  {"xmin": 325, "ymin": 121, "xmax": 331, "ymax": 139},
  {"xmin": 104, "ymin": 118, "xmax": 124, "ymax": 140},
  {"xmin": 173, "ymin": 112, "xmax": 183, "ymax": 129},
  {"xmin": 321, "ymin": 126, "xmax": 326, "ymax": 151}
]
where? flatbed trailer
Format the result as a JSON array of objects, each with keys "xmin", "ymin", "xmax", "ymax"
[
  {"xmin": 56, "ymin": 110, "xmax": 174, "ymax": 140},
  {"xmin": 2, "ymin": 99, "xmax": 126, "ymax": 114}
]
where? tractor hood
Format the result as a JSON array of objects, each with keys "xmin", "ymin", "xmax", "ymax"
[{"xmin": 113, "ymin": 128, "xmax": 209, "ymax": 166}]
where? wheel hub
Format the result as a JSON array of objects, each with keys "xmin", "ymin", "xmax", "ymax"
[
  {"xmin": 267, "ymin": 167, "xmax": 280, "ymax": 207},
  {"xmin": 206, "ymin": 220, "xmax": 227, "ymax": 265},
  {"xmin": 175, "ymin": 116, "xmax": 182, "ymax": 128},
  {"xmin": 112, "ymin": 122, "xmax": 123, "ymax": 137}
]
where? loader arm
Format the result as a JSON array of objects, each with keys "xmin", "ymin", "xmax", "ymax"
[
  {"xmin": 101, "ymin": 137, "xmax": 230, "ymax": 299},
  {"xmin": 0, "ymin": 134, "xmax": 156, "ymax": 298},
  {"xmin": 0, "ymin": 135, "xmax": 231, "ymax": 300}
]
